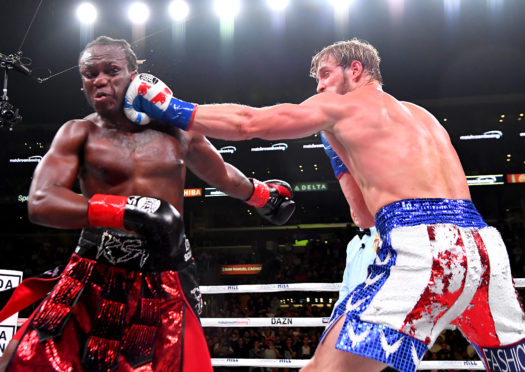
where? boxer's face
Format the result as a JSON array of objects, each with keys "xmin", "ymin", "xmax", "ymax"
[
  {"xmin": 315, "ymin": 55, "xmax": 351, "ymax": 95},
  {"xmin": 79, "ymin": 45, "xmax": 137, "ymax": 117}
]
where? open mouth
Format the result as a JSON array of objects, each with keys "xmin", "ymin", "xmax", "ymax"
[{"xmin": 94, "ymin": 92, "xmax": 110, "ymax": 101}]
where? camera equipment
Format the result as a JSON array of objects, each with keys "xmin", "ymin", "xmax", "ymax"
[
  {"xmin": 0, "ymin": 100, "xmax": 22, "ymax": 130},
  {"xmin": 0, "ymin": 52, "xmax": 31, "ymax": 77},
  {"xmin": 0, "ymin": 51, "xmax": 32, "ymax": 129}
]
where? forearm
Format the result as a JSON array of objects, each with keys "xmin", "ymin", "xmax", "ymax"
[
  {"xmin": 187, "ymin": 137, "xmax": 254, "ymax": 200},
  {"xmin": 28, "ymin": 186, "xmax": 89, "ymax": 229},
  {"xmin": 193, "ymin": 104, "xmax": 256, "ymax": 141},
  {"xmin": 347, "ymin": 203, "xmax": 374, "ymax": 229},
  {"xmin": 126, "ymin": 73, "xmax": 327, "ymax": 140},
  {"xmin": 194, "ymin": 103, "xmax": 316, "ymax": 141},
  {"xmin": 217, "ymin": 163, "xmax": 254, "ymax": 200}
]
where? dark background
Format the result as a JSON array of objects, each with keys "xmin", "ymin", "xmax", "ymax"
[{"xmin": 0, "ymin": 0, "xmax": 524, "ymax": 279}]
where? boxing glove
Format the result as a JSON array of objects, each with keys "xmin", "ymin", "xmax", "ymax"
[
  {"xmin": 245, "ymin": 179, "xmax": 295, "ymax": 225},
  {"xmin": 320, "ymin": 131, "xmax": 349, "ymax": 179},
  {"xmin": 88, "ymin": 194, "xmax": 186, "ymax": 264},
  {"xmin": 124, "ymin": 73, "xmax": 196, "ymax": 130}
]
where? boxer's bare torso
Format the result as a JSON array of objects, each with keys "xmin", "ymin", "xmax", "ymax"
[
  {"xmin": 191, "ymin": 55, "xmax": 471, "ymax": 224},
  {"xmin": 322, "ymin": 84, "xmax": 471, "ymax": 217},
  {"xmin": 28, "ymin": 44, "xmax": 252, "ymax": 230}
]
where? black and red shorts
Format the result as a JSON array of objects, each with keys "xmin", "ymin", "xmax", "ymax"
[{"xmin": 6, "ymin": 227, "xmax": 212, "ymax": 372}]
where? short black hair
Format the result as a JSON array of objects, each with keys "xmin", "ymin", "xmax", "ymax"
[{"xmin": 79, "ymin": 36, "xmax": 138, "ymax": 71}]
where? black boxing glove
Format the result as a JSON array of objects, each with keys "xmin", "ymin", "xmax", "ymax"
[
  {"xmin": 88, "ymin": 194, "xmax": 185, "ymax": 268},
  {"xmin": 245, "ymin": 179, "xmax": 295, "ymax": 225}
]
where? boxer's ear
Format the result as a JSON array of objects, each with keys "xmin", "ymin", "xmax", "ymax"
[{"xmin": 349, "ymin": 60, "xmax": 363, "ymax": 77}]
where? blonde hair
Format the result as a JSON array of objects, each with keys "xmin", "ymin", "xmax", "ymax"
[{"xmin": 310, "ymin": 38, "xmax": 382, "ymax": 84}]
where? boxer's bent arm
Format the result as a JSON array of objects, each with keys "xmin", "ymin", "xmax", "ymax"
[
  {"xmin": 339, "ymin": 173, "xmax": 375, "ymax": 228},
  {"xmin": 318, "ymin": 131, "xmax": 373, "ymax": 227},
  {"xmin": 192, "ymin": 92, "xmax": 347, "ymax": 141},
  {"xmin": 185, "ymin": 133, "xmax": 253, "ymax": 200},
  {"xmin": 28, "ymin": 120, "xmax": 91, "ymax": 229}
]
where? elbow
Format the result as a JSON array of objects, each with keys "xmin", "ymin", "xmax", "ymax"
[
  {"xmin": 237, "ymin": 108, "xmax": 266, "ymax": 140},
  {"xmin": 356, "ymin": 220, "xmax": 375, "ymax": 229},
  {"xmin": 238, "ymin": 104, "xmax": 294, "ymax": 140},
  {"xmin": 27, "ymin": 189, "xmax": 48, "ymax": 224},
  {"xmin": 237, "ymin": 119, "xmax": 257, "ymax": 140},
  {"xmin": 353, "ymin": 212, "xmax": 375, "ymax": 229}
]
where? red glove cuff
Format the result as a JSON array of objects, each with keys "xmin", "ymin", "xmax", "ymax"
[
  {"xmin": 269, "ymin": 183, "xmax": 291, "ymax": 199},
  {"xmin": 246, "ymin": 179, "xmax": 270, "ymax": 208},
  {"xmin": 336, "ymin": 170, "xmax": 350, "ymax": 180},
  {"xmin": 187, "ymin": 104, "xmax": 198, "ymax": 131},
  {"xmin": 87, "ymin": 194, "xmax": 128, "ymax": 228}
]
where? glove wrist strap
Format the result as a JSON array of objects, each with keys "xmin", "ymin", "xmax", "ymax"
[
  {"xmin": 245, "ymin": 179, "xmax": 269, "ymax": 208},
  {"xmin": 161, "ymin": 99, "xmax": 197, "ymax": 131},
  {"xmin": 320, "ymin": 132, "xmax": 349, "ymax": 178},
  {"xmin": 88, "ymin": 194, "xmax": 127, "ymax": 228}
]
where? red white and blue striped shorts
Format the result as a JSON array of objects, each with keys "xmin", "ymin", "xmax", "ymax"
[{"xmin": 324, "ymin": 198, "xmax": 525, "ymax": 372}]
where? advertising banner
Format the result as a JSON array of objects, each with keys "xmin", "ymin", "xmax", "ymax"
[{"xmin": 0, "ymin": 270, "xmax": 23, "ymax": 356}]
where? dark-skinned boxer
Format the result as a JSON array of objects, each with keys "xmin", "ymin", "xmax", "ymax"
[{"xmin": 0, "ymin": 36, "xmax": 295, "ymax": 372}]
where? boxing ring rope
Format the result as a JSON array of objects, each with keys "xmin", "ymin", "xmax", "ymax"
[
  {"xmin": 200, "ymin": 282, "xmax": 342, "ymax": 294},
  {"xmin": 211, "ymin": 358, "xmax": 485, "ymax": 370},
  {"xmin": 14, "ymin": 279, "xmax": 525, "ymax": 369},
  {"xmin": 203, "ymin": 317, "xmax": 328, "ymax": 327},
  {"xmin": 200, "ymin": 279, "xmax": 525, "ymax": 294}
]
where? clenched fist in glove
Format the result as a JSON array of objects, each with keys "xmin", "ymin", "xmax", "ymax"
[
  {"xmin": 245, "ymin": 179, "xmax": 295, "ymax": 225},
  {"xmin": 124, "ymin": 73, "xmax": 196, "ymax": 130},
  {"xmin": 88, "ymin": 194, "xmax": 186, "ymax": 270}
]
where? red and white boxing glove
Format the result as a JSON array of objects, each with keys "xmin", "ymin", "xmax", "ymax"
[
  {"xmin": 245, "ymin": 179, "xmax": 295, "ymax": 225},
  {"xmin": 124, "ymin": 73, "xmax": 196, "ymax": 130}
]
